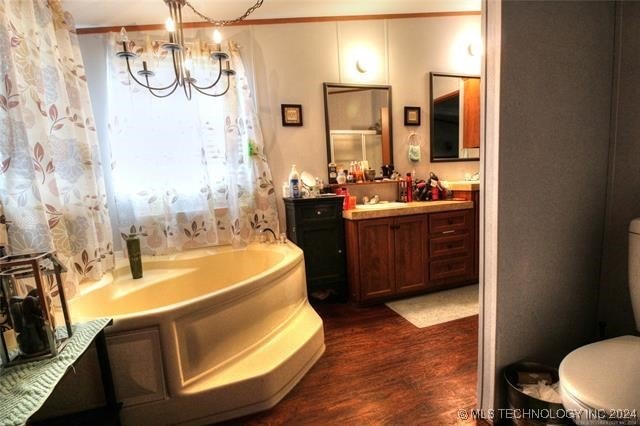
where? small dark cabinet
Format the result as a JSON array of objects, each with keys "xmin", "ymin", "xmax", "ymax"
[{"xmin": 284, "ymin": 196, "xmax": 347, "ymax": 300}]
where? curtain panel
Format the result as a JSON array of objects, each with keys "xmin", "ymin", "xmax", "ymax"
[{"xmin": 0, "ymin": 0, "xmax": 114, "ymax": 297}]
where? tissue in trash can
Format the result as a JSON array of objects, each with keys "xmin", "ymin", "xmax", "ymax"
[
  {"xmin": 521, "ymin": 381, "xmax": 562, "ymax": 404},
  {"xmin": 517, "ymin": 371, "xmax": 553, "ymax": 385}
]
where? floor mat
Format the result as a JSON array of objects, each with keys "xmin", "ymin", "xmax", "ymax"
[{"xmin": 385, "ymin": 284, "xmax": 479, "ymax": 328}]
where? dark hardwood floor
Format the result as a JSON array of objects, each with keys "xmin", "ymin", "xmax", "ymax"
[{"xmin": 221, "ymin": 301, "xmax": 479, "ymax": 425}]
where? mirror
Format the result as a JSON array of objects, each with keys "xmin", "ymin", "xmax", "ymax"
[
  {"xmin": 429, "ymin": 72, "xmax": 480, "ymax": 162},
  {"xmin": 323, "ymin": 83, "xmax": 393, "ymax": 179}
]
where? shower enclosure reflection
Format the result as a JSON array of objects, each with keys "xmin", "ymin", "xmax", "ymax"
[{"xmin": 323, "ymin": 83, "xmax": 393, "ymax": 178}]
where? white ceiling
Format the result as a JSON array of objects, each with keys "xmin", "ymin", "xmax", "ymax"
[{"xmin": 62, "ymin": 0, "xmax": 481, "ymax": 29}]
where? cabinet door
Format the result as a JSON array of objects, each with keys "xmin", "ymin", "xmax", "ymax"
[
  {"xmin": 299, "ymin": 225, "xmax": 345, "ymax": 292},
  {"xmin": 394, "ymin": 215, "xmax": 429, "ymax": 293},
  {"xmin": 358, "ymin": 218, "xmax": 395, "ymax": 300}
]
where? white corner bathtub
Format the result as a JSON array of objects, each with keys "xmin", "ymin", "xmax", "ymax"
[{"xmin": 69, "ymin": 242, "xmax": 325, "ymax": 425}]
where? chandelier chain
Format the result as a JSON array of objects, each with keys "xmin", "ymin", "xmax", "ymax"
[{"xmin": 183, "ymin": 0, "xmax": 264, "ymax": 26}]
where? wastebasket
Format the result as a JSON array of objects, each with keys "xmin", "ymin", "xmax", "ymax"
[{"xmin": 504, "ymin": 361, "xmax": 570, "ymax": 425}]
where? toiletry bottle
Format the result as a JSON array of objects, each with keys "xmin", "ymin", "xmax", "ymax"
[
  {"xmin": 289, "ymin": 164, "xmax": 300, "ymax": 198},
  {"xmin": 431, "ymin": 185, "xmax": 439, "ymax": 200},
  {"xmin": 282, "ymin": 181, "xmax": 290, "ymax": 198},
  {"xmin": 406, "ymin": 173, "xmax": 413, "ymax": 202},
  {"xmin": 337, "ymin": 170, "xmax": 347, "ymax": 184},
  {"xmin": 0, "ymin": 205, "xmax": 8, "ymax": 257},
  {"xmin": 328, "ymin": 163, "xmax": 337, "ymax": 184}
]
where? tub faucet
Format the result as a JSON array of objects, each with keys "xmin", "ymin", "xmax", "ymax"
[{"xmin": 261, "ymin": 228, "xmax": 278, "ymax": 243}]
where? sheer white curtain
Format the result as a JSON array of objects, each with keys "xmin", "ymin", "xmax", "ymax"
[{"xmin": 106, "ymin": 32, "xmax": 278, "ymax": 255}]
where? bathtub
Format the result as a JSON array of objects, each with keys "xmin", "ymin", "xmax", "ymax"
[{"xmin": 68, "ymin": 242, "xmax": 325, "ymax": 425}]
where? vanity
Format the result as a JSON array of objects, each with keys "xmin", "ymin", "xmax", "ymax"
[{"xmin": 343, "ymin": 198, "xmax": 477, "ymax": 304}]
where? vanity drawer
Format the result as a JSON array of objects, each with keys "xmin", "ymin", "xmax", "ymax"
[
  {"xmin": 300, "ymin": 203, "xmax": 340, "ymax": 222},
  {"xmin": 429, "ymin": 233, "xmax": 472, "ymax": 258},
  {"xmin": 429, "ymin": 210, "xmax": 472, "ymax": 234},
  {"xmin": 429, "ymin": 256, "xmax": 473, "ymax": 281}
]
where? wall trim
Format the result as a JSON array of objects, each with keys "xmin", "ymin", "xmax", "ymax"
[
  {"xmin": 479, "ymin": 0, "xmax": 500, "ymax": 415},
  {"xmin": 75, "ymin": 11, "xmax": 481, "ymax": 35}
]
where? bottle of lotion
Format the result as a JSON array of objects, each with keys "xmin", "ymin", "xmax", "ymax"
[{"xmin": 289, "ymin": 164, "xmax": 300, "ymax": 198}]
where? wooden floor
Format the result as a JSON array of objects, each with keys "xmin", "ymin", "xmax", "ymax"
[{"xmin": 222, "ymin": 301, "xmax": 479, "ymax": 425}]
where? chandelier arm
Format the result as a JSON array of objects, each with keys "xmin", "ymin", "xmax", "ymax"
[
  {"xmin": 184, "ymin": 0, "xmax": 264, "ymax": 26},
  {"xmin": 190, "ymin": 58, "xmax": 223, "ymax": 91},
  {"xmin": 170, "ymin": 49, "xmax": 184, "ymax": 87},
  {"xmin": 146, "ymin": 80, "xmax": 182, "ymax": 98},
  {"xmin": 182, "ymin": 79, "xmax": 193, "ymax": 100},
  {"xmin": 191, "ymin": 75, "xmax": 231, "ymax": 97},
  {"xmin": 124, "ymin": 57, "xmax": 179, "ymax": 91}
]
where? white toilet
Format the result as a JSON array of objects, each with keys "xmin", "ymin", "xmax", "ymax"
[{"xmin": 559, "ymin": 218, "xmax": 640, "ymax": 425}]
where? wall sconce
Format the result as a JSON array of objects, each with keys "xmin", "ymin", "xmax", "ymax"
[
  {"xmin": 467, "ymin": 39, "xmax": 483, "ymax": 57},
  {"xmin": 356, "ymin": 56, "xmax": 371, "ymax": 74}
]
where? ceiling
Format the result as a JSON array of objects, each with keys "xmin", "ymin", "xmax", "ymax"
[{"xmin": 62, "ymin": 0, "xmax": 481, "ymax": 29}]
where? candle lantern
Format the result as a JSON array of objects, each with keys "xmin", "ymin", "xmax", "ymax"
[{"xmin": 0, "ymin": 252, "xmax": 73, "ymax": 366}]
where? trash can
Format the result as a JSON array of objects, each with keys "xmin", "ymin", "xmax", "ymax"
[{"xmin": 504, "ymin": 361, "xmax": 571, "ymax": 425}]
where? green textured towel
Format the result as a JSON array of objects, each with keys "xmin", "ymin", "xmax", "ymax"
[{"xmin": 0, "ymin": 318, "xmax": 111, "ymax": 426}]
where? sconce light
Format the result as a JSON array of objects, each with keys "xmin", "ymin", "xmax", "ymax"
[
  {"xmin": 356, "ymin": 57, "xmax": 370, "ymax": 73},
  {"xmin": 467, "ymin": 39, "xmax": 483, "ymax": 57}
]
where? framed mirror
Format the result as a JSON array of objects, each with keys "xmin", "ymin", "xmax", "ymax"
[
  {"xmin": 429, "ymin": 72, "xmax": 480, "ymax": 162},
  {"xmin": 323, "ymin": 83, "xmax": 393, "ymax": 178}
]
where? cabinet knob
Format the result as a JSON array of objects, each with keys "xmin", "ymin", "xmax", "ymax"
[
  {"xmin": 338, "ymin": 249, "xmax": 343, "ymax": 254},
  {"xmin": 316, "ymin": 210, "xmax": 322, "ymax": 215},
  {"xmin": 448, "ymin": 219, "xmax": 453, "ymax": 225}
]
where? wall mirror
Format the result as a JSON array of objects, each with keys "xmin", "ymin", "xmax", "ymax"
[
  {"xmin": 323, "ymin": 83, "xmax": 393, "ymax": 178},
  {"xmin": 429, "ymin": 72, "xmax": 480, "ymax": 162}
]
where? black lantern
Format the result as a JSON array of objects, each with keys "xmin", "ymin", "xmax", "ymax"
[{"xmin": 0, "ymin": 252, "xmax": 73, "ymax": 366}]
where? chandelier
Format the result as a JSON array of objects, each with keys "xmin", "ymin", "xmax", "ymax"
[{"xmin": 116, "ymin": 0, "xmax": 264, "ymax": 99}]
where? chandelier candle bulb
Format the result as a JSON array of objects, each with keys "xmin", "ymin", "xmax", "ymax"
[
  {"xmin": 119, "ymin": 27, "xmax": 128, "ymax": 43},
  {"xmin": 213, "ymin": 29, "xmax": 222, "ymax": 52}
]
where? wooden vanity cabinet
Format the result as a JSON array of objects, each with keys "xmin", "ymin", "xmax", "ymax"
[
  {"xmin": 345, "ymin": 214, "xmax": 428, "ymax": 303},
  {"xmin": 345, "ymin": 207, "xmax": 476, "ymax": 304},
  {"xmin": 428, "ymin": 209, "xmax": 475, "ymax": 285},
  {"xmin": 450, "ymin": 189, "xmax": 480, "ymax": 279}
]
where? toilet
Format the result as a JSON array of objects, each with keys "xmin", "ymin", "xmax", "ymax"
[{"xmin": 559, "ymin": 218, "xmax": 640, "ymax": 425}]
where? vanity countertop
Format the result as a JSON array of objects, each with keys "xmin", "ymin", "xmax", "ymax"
[
  {"xmin": 445, "ymin": 180, "xmax": 480, "ymax": 191},
  {"xmin": 342, "ymin": 200, "xmax": 473, "ymax": 220}
]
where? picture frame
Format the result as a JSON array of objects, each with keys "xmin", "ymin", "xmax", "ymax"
[
  {"xmin": 404, "ymin": 106, "xmax": 421, "ymax": 126},
  {"xmin": 281, "ymin": 104, "xmax": 303, "ymax": 126}
]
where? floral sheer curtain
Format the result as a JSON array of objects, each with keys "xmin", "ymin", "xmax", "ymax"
[
  {"xmin": 0, "ymin": 0, "xmax": 114, "ymax": 297},
  {"xmin": 106, "ymin": 31, "xmax": 278, "ymax": 255}
]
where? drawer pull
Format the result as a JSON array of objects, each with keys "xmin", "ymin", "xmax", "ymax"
[
  {"xmin": 448, "ymin": 219, "xmax": 453, "ymax": 225},
  {"xmin": 442, "ymin": 230, "xmax": 455, "ymax": 234},
  {"xmin": 316, "ymin": 210, "xmax": 322, "ymax": 215},
  {"xmin": 337, "ymin": 249, "xmax": 343, "ymax": 254}
]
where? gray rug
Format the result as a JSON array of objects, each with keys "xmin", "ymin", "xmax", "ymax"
[{"xmin": 386, "ymin": 284, "xmax": 479, "ymax": 328}]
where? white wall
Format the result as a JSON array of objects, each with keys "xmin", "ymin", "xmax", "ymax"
[{"xmin": 78, "ymin": 15, "xmax": 482, "ymax": 229}]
